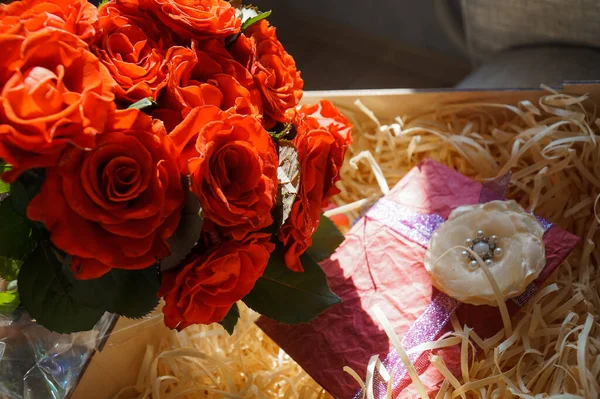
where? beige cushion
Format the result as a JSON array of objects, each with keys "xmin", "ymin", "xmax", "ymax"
[
  {"xmin": 456, "ymin": 46, "xmax": 600, "ymax": 88},
  {"xmin": 462, "ymin": 0, "xmax": 600, "ymax": 60}
]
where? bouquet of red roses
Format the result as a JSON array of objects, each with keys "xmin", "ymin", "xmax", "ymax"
[{"xmin": 0, "ymin": 0, "xmax": 351, "ymax": 334}]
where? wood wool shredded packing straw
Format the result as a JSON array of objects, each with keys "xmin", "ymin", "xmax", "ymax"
[
  {"xmin": 120, "ymin": 88, "xmax": 599, "ymax": 399},
  {"xmin": 339, "ymin": 89, "xmax": 600, "ymax": 399},
  {"xmin": 115, "ymin": 302, "xmax": 333, "ymax": 399}
]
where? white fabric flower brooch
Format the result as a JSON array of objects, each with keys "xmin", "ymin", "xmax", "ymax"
[{"xmin": 424, "ymin": 200, "xmax": 546, "ymax": 306}]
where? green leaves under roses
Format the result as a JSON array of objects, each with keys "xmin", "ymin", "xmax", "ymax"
[
  {"xmin": 219, "ymin": 303, "xmax": 240, "ymax": 334},
  {"xmin": 304, "ymin": 214, "xmax": 345, "ymax": 263},
  {"xmin": 18, "ymin": 244, "xmax": 106, "ymax": 333},
  {"xmin": 0, "ymin": 257, "xmax": 20, "ymax": 283},
  {"xmin": 0, "ymin": 164, "xmax": 42, "ymax": 317},
  {"xmin": 0, "ymin": 290, "xmax": 19, "ymax": 315},
  {"xmin": 69, "ymin": 263, "xmax": 161, "ymax": 320},
  {"xmin": 160, "ymin": 186, "xmax": 204, "ymax": 271},
  {"xmin": 0, "ymin": 200, "xmax": 35, "ymax": 262},
  {"xmin": 0, "ymin": 159, "xmax": 160, "ymax": 332},
  {"xmin": 243, "ymin": 214, "xmax": 343, "ymax": 325},
  {"xmin": 18, "ymin": 243, "xmax": 161, "ymax": 333},
  {"xmin": 0, "ymin": 178, "xmax": 8, "ymax": 197},
  {"xmin": 0, "ymin": 161, "xmax": 10, "ymax": 200}
]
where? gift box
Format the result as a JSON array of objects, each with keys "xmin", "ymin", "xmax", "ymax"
[
  {"xmin": 257, "ymin": 158, "xmax": 580, "ymax": 399},
  {"xmin": 67, "ymin": 83, "xmax": 596, "ymax": 399}
]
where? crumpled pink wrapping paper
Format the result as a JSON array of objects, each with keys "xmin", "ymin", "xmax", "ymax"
[{"xmin": 257, "ymin": 159, "xmax": 580, "ymax": 398}]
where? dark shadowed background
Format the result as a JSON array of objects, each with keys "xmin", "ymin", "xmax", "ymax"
[{"xmin": 252, "ymin": 0, "xmax": 471, "ymax": 90}]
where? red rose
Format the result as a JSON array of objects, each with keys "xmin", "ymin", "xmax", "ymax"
[
  {"xmin": 159, "ymin": 233, "xmax": 274, "ymax": 330},
  {"xmin": 0, "ymin": 29, "xmax": 115, "ymax": 181},
  {"xmin": 132, "ymin": 0, "xmax": 240, "ymax": 41},
  {"xmin": 230, "ymin": 19, "xmax": 303, "ymax": 129},
  {"xmin": 93, "ymin": 1, "xmax": 173, "ymax": 103},
  {"xmin": 27, "ymin": 109, "xmax": 185, "ymax": 279},
  {"xmin": 278, "ymin": 101, "xmax": 352, "ymax": 271},
  {"xmin": 0, "ymin": 0, "xmax": 98, "ymax": 43},
  {"xmin": 169, "ymin": 106, "xmax": 278, "ymax": 239},
  {"xmin": 157, "ymin": 40, "xmax": 261, "ymax": 129}
]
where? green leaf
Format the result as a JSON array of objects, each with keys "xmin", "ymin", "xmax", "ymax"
[
  {"xmin": 9, "ymin": 169, "xmax": 44, "ymax": 217},
  {"xmin": 67, "ymin": 260, "xmax": 115, "ymax": 309},
  {"xmin": 241, "ymin": 9, "xmax": 271, "ymax": 32},
  {"xmin": 269, "ymin": 122, "xmax": 295, "ymax": 141},
  {"xmin": 9, "ymin": 181, "xmax": 29, "ymax": 216},
  {"xmin": 0, "ymin": 176, "xmax": 8, "ymax": 195},
  {"xmin": 161, "ymin": 186, "xmax": 203, "ymax": 271},
  {"xmin": 243, "ymin": 244, "xmax": 341, "ymax": 324},
  {"xmin": 276, "ymin": 140, "xmax": 300, "ymax": 227},
  {"xmin": 218, "ymin": 303, "xmax": 240, "ymax": 334},
  {"xmin": 0, "ymin": 182, "xmax": 9, "ymax": 195},
  {"xmin": 0, "ymin": 257, "xmax": 21, "ymax": 282},
  {"xmin": 18, "ymin": 243, "xmax": 105, "ymax": 333},
  {"xmin": 70, "ymin": 265, "xmax": 160, "ymax": 320},
  {"xmin": 0, "ymin": 199, "xmax": 35, "ymax": 260},
  {"xmin": 0, "ymin": 290, "xmax": 19, "ymax": 315},
  {"xmin": 108, "ymin": 267, "xmax": 160, "ymax": 318},
  {"xmin": 304, "ymin": 214, "xmax": 345, "ymax": 263},
  {"xmin": 128, "ymin": 97, "xmax": 156, "ymax": 111}
]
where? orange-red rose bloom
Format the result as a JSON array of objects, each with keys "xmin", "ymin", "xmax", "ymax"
[
  {"xmin": 157, "ymin": 40, "xmax": 261, "ymax": 130},
  {"xmin": 159, "ymin": 233, "xmax": 274, "ymax": 330},
  {"xmin": 133, "ymin": 0, "xmax": 239, "ymax": 41},
  {"xmin": 0, "ymin": 0, "xmax": 98, "ymax": 43},
  {"xmin": 0, "ymin": 29, "xmax": 115, "ymax": 181},
  {"xmin": 278, "ymin": 101, "xmax": 352, "ymax": 271},
  {"xmin": 231, "ymin": 19, "xmax": 303, "ymax": 129},
  {"xmin": 93, "ymin": 1, "xmax": 172, "ymax": 103},
  {"xmin": 169, "ymin": 106, "xmax": 277, "ymax": 239},
  {"xmin": 27, "ymin": 109, "xmax": 185, "ymax": 280}
]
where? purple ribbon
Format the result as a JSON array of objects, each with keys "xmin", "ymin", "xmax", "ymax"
[
  {"xmin": 480, "ymin": 173, "xmax": 511, "ymax": 203},
  {"xmin": 365, "ymin": 199, "xmax": 445, "ymax": 247},
  {"xmin": 356, "ymin": 174, "xmax": 552, "ymax": 399}
]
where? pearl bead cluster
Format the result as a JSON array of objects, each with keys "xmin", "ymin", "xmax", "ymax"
[{"xmin": 461, "ymin": 230, "xmax": 503, "ymax": 269}]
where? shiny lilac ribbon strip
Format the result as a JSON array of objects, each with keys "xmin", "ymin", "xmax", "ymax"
[
  {"xmin": 363, "ymin": 293, "xmax": 460, "ymax": 399},
  {"xmin": 480, "ymin": 173, "xmax": 511, "ymax": 203},
  {"xmin": 357, "ymin": 174, "xmax": 553, "ymax": 399},
  {"xmin": 364, "ymin": 198, "xmax": 446, "ymax": 247}
]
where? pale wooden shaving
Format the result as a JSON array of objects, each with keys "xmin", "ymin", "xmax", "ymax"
[
  {"xmin": 343, "ymin": 366, "xmax": 367, "ymax": 399},
  {"xmin": 373, "ymin": 306, "xmax": 429, "ymax": 399},
  {"xmin": 434, "ymin": 380, "xmax": 450, "ymax": 399},
  {"xmin": 594, "ymin": 194, "xmax": 600, "ymax": 224},
  {"xmin": 336, "ymin": 89, "xmax": 600, "ymax": 398},
  {"xmin": 323, "ymin": 198, "xmax": 370, "ymax": 218},
  {"xmin": 406, "ymin": 337, "xmax": 463, "ymax": 355},
  {"xmin": 365, "ymin": 355, "xmax": 379, "ymax": 399},
  {"xmin": 116, "ymin": 303, "xmax": 332, "ymax": 399},
  {"xmin": 472, "ymin": 252, "xmax": 514, "ymax": 337},
  {"xmin": 430, "ymin": 355, "xmax": 465, "ymax": 397},
  {"xmin": 350, "ymin": 151, "xmax": 390, "ymax": 195}
]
